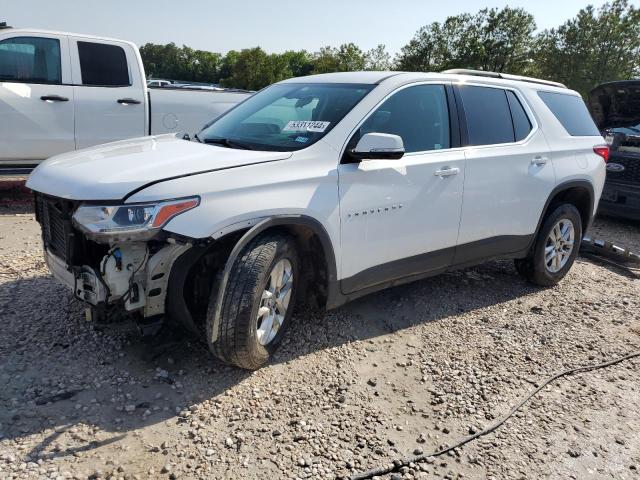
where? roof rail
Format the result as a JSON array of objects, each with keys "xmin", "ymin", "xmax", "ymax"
[
  {"xmin": 442, "ymin": 69, "xmax": 567, "ymax": 89},
  {"xmin": 0, "ymin": 22, "xmax": 11, "ymax": 29}
]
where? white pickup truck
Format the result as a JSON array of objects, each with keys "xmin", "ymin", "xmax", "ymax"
[{"xmin": 0, "ymin": 27, "xmax": 250, "ymax": 171}]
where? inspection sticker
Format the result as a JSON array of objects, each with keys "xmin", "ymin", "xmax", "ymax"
[{"xmin": 283, "ymin": 120, "xmax": 330, "ymax": 133}]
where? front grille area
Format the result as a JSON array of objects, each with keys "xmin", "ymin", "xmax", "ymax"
[
  {"xmin": 34, "ymin": 193, "xmax": 110, "ymax": 268},
  {"xmin": 35, "ymin": 194, "xmax": 76, "ymax": 261},
  {"xmin": 607, "ymin": 152, "xmax": 640, "ymax": 185}
]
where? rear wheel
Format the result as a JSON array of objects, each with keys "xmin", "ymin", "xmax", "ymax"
[
  {"xmin": 515, "ymin": 204, "xmax": 582, "ymax": 286},
  {"xmin": 208, "ymin": 233, "xmax": 298, "ymax": 370}
]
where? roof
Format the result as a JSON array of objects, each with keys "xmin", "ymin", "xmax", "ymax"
[
  {"xmin": 1, "ymin": 28, "xmax": 138, "ymax": 47},
  {"xmin": 278, "ymin": 70, "xmax": 571, "ymax": 93},
  {"xmin": 279, "ymin": 71, "xmax": 402, "ymax": 84}
]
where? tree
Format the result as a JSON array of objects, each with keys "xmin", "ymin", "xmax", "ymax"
[
  {"xmin": 139, "ymin": 43, "xmax": 221, "ymax": 83},
  {"xmin": 280, "ymin": 50, "xmax": 314, "ymax": 77},
  {"xmin": 365, "ymin": 44, "xmax": 392, "ymax": 71},
  {"xmin": 312, "ymin": 43, "xmax": 366, "ymax": 73},
  {"xmin": 532, "ymin": 0, "xmax": 640, "ymax": 96},
  {"xmin": 395, "ymin": 7, "xmax": 536, "ymax": 74}
]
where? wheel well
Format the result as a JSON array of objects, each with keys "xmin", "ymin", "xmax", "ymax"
[
  {"xmin": 545, "ymin": 185, "xmax": 593, "ymax": 234},
  {"xmin": 172, "ymin": 223, "xmax": 330, "ymax": 333}
]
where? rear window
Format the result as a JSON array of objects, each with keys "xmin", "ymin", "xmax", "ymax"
[
  {"xmin": 78, "ymin": 41, "xmax": 130, "ymax": 86},
  {"xmin": 538, "ymin": 91, "xmax": 600, "ymax": 136},
  {"xmin": 459, "ymin": 86, "xmax": 514, "ymax": 146}
]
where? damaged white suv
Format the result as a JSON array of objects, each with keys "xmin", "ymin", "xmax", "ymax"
[{"xmin": 28, "ymin": 70, "xmax": 607, "ymax": 369}]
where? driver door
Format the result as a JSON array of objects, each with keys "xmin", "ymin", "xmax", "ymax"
[{"xmin": 337, "ymin": 83, "xmax": 465, "ymax": 294}]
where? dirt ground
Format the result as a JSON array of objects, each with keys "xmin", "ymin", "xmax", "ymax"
[{"xmin": 0, "ymin": 207, "xmax": 639, "ymax": 480}]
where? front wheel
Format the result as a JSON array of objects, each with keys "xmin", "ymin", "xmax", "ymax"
[
  {"xmin": 515, "ymin": 204, "xmax": 582, "ymax": 287},
  {"xmin": 208, "ymin": 233, "xmax": 299, "ymax": 370}
]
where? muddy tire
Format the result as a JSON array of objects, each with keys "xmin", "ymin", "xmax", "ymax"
[
  {"xmin": 515, "ymin": 204, "xmax": 582, "ymax": 287},
  {"xmin": 207, "ymin": 233, "xmax": 298, "ymax": 370}
]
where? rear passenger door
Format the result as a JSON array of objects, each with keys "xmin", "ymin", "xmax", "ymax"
[
  {"xmin": 69, "ymin": 38, "xmax": 146, "ymax": 149},
  {"xmin": 454, "ymin": 84, "xmax": 555, "ymax": 264}
]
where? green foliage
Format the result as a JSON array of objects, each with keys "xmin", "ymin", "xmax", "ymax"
[
  {"xmin": 139, "ymin": 2, "xmax": 640, "ymax": 94},
  {"xmin": 395, "ymin": 7, "xmax": 536, "ymax": 74},
  {"xmin": 139, "ymin": 43, "xmax": 221, "ymax": 83},
  {"xmin": 532, "ymin": 0, "xmax": 640, "ymax": 96}
]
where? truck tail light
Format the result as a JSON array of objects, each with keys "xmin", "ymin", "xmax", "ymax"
[{"xmin": 593, "ymin": 145, "xmax": 609, "ymax": 163}]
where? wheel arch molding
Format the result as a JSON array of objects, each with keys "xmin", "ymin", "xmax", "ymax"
[
  {"xmin": 533, "ymin": 180, "xmax": 595, "ymax": 247},
  {"xmin": 207, "ymin": 214, "xmax": 339, "ymax": 345}
]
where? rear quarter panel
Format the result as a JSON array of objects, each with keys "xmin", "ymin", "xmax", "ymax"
[{"xmin": 524, "ymin": 87, "xmax": 606, "ymax": 217}]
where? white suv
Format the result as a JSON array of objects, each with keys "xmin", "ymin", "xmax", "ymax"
[{"xmin": 28, "ymin": 69, "xmax": 607, "ymax": 369}]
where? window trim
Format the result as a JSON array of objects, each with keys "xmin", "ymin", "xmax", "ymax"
[
  {"xmin": 77, "ymin": 40, "xmax": 132, "ymax": 87},
  {"xmin": 0, "ymin": 35, "xmax": 62, "ymax": 85},
  {"xmin": 453, "ymin": 82, "xmax": 539, "ymax": 150},
  {"xmin": 340, "ymin": 81, "xmax": 461, "ymax": 163}
]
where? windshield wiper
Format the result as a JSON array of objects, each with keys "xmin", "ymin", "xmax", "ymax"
[{"xmin": 202, "ymin": 137, "xmax": 250, "ymax": 150}]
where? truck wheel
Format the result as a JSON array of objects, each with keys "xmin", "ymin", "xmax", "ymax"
[
  {"xmin": 208, "ymin": 233, "xmax": 298, "ymax": 370},
  {"xmin": 515, "ymin": 204, "xmax": 582, "ymax": 287}
]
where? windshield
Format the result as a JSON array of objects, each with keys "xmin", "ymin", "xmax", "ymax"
[{"xmin": 198, "ymin": 83, "xmax": 375, "ymax": 151}]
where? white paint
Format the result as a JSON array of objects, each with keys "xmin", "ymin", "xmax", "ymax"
[
  {"xmin": 0, "ymin": 28, "xmax": 250, "ymax": 166},
  {"xmin": 28, "ymin": 70, "xmax": 606, "ymax": 285}
]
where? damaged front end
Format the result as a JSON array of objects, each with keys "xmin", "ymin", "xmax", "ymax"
[{"xmin": 35, "ymin": 193, "xmax": 194, "ymax": 333}]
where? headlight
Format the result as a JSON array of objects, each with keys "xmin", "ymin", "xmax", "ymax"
[{"xmin": 73, "ymin": 197, "xmax": 199, "ymax": 241}]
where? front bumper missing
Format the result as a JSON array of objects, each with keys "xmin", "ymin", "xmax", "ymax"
[
  {"xmin": 44, "ymin": 248, "xmax": 108, "ymax": 305},
  {"xmin": 44, "ymin": 242, "xmax": 192, "ymax": 318}
]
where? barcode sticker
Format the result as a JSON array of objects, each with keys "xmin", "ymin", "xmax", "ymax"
[{"xmin": 283, "ymin": 121, "xmax": 330, "ymax": 133}]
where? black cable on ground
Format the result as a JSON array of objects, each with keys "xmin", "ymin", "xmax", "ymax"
[{"xmin": 349, "ymin": 350, "xmax": 640, "ymax": 480}]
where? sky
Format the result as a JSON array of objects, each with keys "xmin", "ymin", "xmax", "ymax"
[{"xmin": 4, "ymin": 0, "xmax": 638, "ymax": 56}]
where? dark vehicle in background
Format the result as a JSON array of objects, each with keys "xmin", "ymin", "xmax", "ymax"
[{"xmin": 588, "ymin": 80, "xmax": 640, "ymax": 220}]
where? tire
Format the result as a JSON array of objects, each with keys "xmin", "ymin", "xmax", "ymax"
[
  {"xmin": 207, "ymin": 233, "xmax": 299, "ymax": 370},
  {"xmin": 515, "ymin": 204, "xmax": 582, "ymax": 287}
]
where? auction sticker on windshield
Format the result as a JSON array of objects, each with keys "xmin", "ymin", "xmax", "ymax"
[{"xmin": 283, "ymin": 121, "xmax": 330, "ymax": 133}]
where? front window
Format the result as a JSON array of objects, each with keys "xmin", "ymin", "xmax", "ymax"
[
  {"xmin": 199, "ymin": 83, "xmax": 375, "ymax": 151},
  {"xmin": 0, "ymin": 36, "xmax": 61, "ymax": 84}
]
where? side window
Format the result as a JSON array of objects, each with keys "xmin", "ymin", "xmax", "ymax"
[
  {"xmin": 459, "ymin": 85, "xmax": 514, "ymax": 145},
  {"xmin": 0, "ymin": 36, "xmax": 61, "ymax": 84},
  {"xmin": 357, "ymin": 84, "xmax": 450, "ymax": 153},
  {"xmin": 78, "ymin": 41, "xmax": 129, "ymax": 86},
  {"xmin": 538, "ymin": 91, "xmax": 601, "ymax": 136},
  {"xmin": 506, "ymin": 91, "xmax": 532, "ymax": 141}
]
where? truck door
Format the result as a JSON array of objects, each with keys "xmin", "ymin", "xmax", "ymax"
[
  {"xmin": 0, "ymin": 34, "xmax": 74, "ymax": 166},
  {"xmin": 69, "ymin": 38, "xmax": 146, "ymax": 149}
]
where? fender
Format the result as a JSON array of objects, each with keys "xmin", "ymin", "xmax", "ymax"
[
  {"xmin": 207, "ymin": 215, "xmax": 339, "ymax": 344},
  {"xmin": 528, "ymin": 179, "xmax": 595, "ymax": 252}
]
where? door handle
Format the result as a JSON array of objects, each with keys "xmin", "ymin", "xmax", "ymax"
[
  {"xmin": 40, "ymin": 95, "xmax": 69, "ymax": 102},
  {"xmin": 531, "ymin": 156, "xmax": 548, "ymax": 166},
  {"xmin": 117, "ymin": 98, "xmax": 141, "ymax": 105},
  {"xmin": 434, "ymin": 167, "xmax": 460, "ymax": 177}
]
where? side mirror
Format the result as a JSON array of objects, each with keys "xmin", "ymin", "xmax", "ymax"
[{"xmin": 350, "ymin": 133, "xmax": 405, "ymax": 161}]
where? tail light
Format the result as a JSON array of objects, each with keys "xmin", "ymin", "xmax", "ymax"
[{"xmin": 593, "ymin": 145, "xmax": 609, "ymax": 163}]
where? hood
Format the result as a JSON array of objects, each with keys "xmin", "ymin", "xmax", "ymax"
[
  {"xmin": 26, "ymin": 135, "xmax": 292, "ymax": 201},
  {"xmin": 587, "ymin": 80, "xmax": 640, "ymax": 130}
]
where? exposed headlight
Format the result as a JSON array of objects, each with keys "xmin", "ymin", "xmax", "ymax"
[{"xmin": 73, "ymin": 197, "xmax": 199, "ymax": 241}]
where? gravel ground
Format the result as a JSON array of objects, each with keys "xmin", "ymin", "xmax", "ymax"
[{"xmin": 0, "ymin": 210, "xmax": 639, "ymax": 480}]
